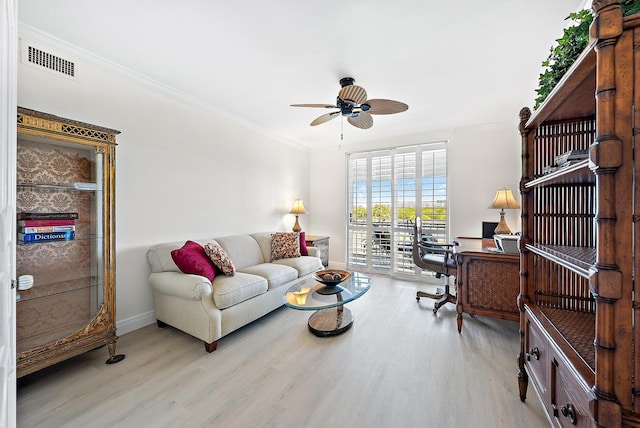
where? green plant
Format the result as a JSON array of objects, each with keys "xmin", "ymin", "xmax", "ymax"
[{"xmin": 534, "ymin": 1, "xmax": 640, "ymax": 110}]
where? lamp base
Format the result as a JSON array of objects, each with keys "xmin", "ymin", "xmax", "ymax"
[
  {"xmin": 494, "ymin": 211, "xmax": 511, "ymax": 235},
  {"xmin": 292, "ymin": 215, "xmax": 302, "ymax": 232}
]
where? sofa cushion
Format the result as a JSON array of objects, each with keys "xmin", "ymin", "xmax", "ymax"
[
  {"xmin": 170, "ymin": 240, "xmax": 216, "ymax": 281},
  {"xmin": 204, "ymin": 242, "xmax": 236, "ymax": 276},
  {"xmin": 299, "ymin": 231, "xmax": 308, "ymax": 256},
  {"xmin": 214, "ymin": 234, "xmax": 265, "ymax": 269},
  {"xmin": 272, "ymin": 256, "xmax": 323, "ymax": 277},
  {"xmin": 271, "ymin": 232, "xmax": 300, "ymax": 260},
  {"xmin": 211, "ymin": 273, "xmax": 268, "ymax": 309},
  {"xmin": 238, "ymin": 263, "xmax": 298, "ymax": 289}
]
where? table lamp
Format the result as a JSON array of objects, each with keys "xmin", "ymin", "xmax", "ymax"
[
  {"xmin": 290, "ymin": 199, "xmax": 307, "ymax": 232},
  {"xmin": 490, "ymin": 188, "xmax": 520, "ymax": 235}
]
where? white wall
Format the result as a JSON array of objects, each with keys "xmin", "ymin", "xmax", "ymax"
[
  {"xmin": 17, "ymin": 34, "xmax": 311, "ymax": 333},
  {"xmin": 308, "ymin": 123, "xmax": 522, "ymax": 267}
]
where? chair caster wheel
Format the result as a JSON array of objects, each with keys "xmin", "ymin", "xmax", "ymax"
[
  {"xmin": 416, "ymin": 296, "xmax": 420, "ymax": 302},
  {"xmin": 433, "ymin": 308, "xmax": 438, "ymax": 314}
]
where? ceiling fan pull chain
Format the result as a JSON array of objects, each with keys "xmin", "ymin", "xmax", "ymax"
[{"xmin": 341, "ymin": 116, "xmax": 344, "ymax": 140}]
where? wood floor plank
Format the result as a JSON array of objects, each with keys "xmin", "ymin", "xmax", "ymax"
[{"xmin": 17, "ymin": 274, "xmax": 549, "ymax": 427}]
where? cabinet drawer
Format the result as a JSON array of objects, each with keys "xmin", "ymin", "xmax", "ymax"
[
  {"xmin": 551, "ymin": 354, "xmax": 595, "ymax": 427},
  {"xmin": 525, "ymin": 312, "xmax": 548, "ymax": 397}
]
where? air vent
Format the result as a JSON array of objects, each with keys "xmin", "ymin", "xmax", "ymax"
[
  {"xmin": 20, "ymin": 40, "xmax": 77, "ymax": 78},
  {"xmin": 27, "ymin": 46, "xmax": 75, "ymax": 77}
]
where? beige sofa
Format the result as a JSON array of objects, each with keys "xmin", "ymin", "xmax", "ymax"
[{"xmin": 146, "ymin": 232, "xmax": 323, "ymax": 352}]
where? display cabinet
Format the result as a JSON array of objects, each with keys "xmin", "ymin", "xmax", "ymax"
[
  {"xmin": 516, "ymin": 2, "xmax": 640, "ymax": 426},
  {"xmin": 16, "ymin": 107, "xmax": 123, "ymax": 377}
]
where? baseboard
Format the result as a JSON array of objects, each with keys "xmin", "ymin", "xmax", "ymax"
[{"xmin": 116, "ymin": 310, "xmax": 156, "ymax": 336}]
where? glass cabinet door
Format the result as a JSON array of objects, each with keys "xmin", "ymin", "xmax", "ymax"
[{"xmin": 15, "ymin": 136, "xmax": 105, "ymax": 353}]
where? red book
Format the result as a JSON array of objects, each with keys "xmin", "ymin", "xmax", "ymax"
[{"xmin": 18, "ymin": 219, "xmax": 76, "ymax": 227}]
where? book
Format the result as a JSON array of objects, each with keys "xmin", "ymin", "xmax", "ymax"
[
  {"xmin": 18, "ymin": 219, "xmax": 76, "ymax": 227},
  {"xmin": 20, "ymin": 225, "xmax": 76, "ymax": 233},
  {"xmin": 17, "ymin": 211, "xmax": 79, "ymax": 220},
  {"xmin": 18, "ymin": 231, "xmax": 75, "ymax": 243}
]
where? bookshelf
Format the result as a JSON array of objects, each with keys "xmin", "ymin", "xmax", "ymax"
[
  {"xmin": 16, "ymin": 107, "xmax": 123, "ymax": 377},
  {"xmin": 516, "ymin": 3, "xmax": 640, "ymax": 425}
]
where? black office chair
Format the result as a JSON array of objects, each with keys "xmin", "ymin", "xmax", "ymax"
[{"xmin": 412, "ymin": 216, "xmax": 458, "ymax": 313}]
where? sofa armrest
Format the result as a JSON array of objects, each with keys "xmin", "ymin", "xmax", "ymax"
[
  {"xmin": 148, "ymin": 271, "xmax": 213, "ymax": 301},
  {"xmin": 307, "ymin": 246, "xmax": 321, "ymax": 258}
]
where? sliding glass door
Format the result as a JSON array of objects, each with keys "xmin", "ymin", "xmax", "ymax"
[{"xmin": 346, "ymin": 143, "xmax": 448, "ymax": 277}]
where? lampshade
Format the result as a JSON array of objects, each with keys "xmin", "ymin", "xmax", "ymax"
[
  {"xmin": 490, "ymin": 189, "xmax": 520, "ymax": 210},
  {"xmin": 490, "ymin": 188, "xmax": 520, "ymax": 235},
  {"xmin": 290, "ymin": 199, "xmax": 308, "ymax": 215}
]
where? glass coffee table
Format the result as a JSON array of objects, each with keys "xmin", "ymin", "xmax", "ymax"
[{"xmin": 283, "ymin": 271, "xmax": 370, "ymax": 337}]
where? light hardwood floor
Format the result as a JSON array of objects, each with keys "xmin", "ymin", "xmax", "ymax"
[{"xmin": 17, "ymin": 274, "xmax": 549, "ymax": 427}]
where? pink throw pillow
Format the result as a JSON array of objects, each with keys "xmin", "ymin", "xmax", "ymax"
[
  {"xmin": 299, "ymin": 231, "xmax": 308, "ymax": 256},
  {"xmin": 171, "ymin": 240, "xmax": 216, "ymax": 281}
]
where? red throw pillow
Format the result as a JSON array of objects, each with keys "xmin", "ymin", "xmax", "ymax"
[
  {"xmin": 299, "ymin": 231, "xmax": 308, "ymax": 256},
  {"xmin": 171, "ymin": 240, "xmax": 216, "ymax": 281}
]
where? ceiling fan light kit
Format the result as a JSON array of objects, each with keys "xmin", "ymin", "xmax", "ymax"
[{"xmin": 291, "ymin": 77, "xmax": 408, "ymax": 136}]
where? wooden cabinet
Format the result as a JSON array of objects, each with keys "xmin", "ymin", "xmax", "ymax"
[
  {"xmin": 16, "ymin": 108, "xmax": 124, "ymax": 377},
  {"xmin": 305, "ymin": 235, "xmax": 329, "ymax": 267},
  {"xmin": 517, "ymin": 3, "xmax": 640, "ymax": 425}
]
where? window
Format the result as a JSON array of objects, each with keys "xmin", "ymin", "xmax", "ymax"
[{"xmin": 346, "ymin": 143, "xmax": 448, "ymax": 277}]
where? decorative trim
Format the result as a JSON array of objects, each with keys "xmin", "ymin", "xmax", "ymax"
[{"xmin": 17, "ymin": 107, "xmax": 119, "ymax": 144}]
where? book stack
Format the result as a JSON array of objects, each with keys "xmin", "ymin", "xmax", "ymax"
[{"xmin": 17, "ymin": 212, "xmax": 78, "ymax": 244}]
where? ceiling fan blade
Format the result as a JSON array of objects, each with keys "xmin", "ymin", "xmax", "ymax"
[
  {"xmin": 348, "ymin": 112, "xmax": 373, "ymax": 129},
  {"xmin": 338, "ymin": 84, "xmax": 367, "ymax": 105},
  {"xmin": 310, "ymin": 111, "xmax": 340, "ymax": 126},
  {"xmin": 291, "ymin": 103, "xmax": 337, "ymax": 108},
  {"xmin": 365, "ymin": 99, "xmax": 409, "ymax": 115}
]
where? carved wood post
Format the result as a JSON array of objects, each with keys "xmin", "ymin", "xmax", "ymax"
[{"xmin": 589, "ymin": 0, "xmax": 623, "ymax": 425}]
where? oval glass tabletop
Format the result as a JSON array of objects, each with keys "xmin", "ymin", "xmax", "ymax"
[{"xmin": 284, "ymin": 271, "xmax": 370, "ymax": 311}]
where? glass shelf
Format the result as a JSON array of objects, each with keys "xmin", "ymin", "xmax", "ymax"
[
  {"xmin": 525, "ymin": 243, "xmax": 595, "ymax": 278},
  {"xmin": 525, "ymin": 159, "xmax": 594, "ymax": 188},
  {"xmin": 17, "ymin": 182, "xmax": 101, "ymax": 191},
  {"xmin": 17, "ymin": 278, "xmax": 101, "ymax": 302}
]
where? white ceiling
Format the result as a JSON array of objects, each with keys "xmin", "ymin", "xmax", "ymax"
[{"xmin": 17, "ymin": 0, "xmax": 586, "ymax": 149}]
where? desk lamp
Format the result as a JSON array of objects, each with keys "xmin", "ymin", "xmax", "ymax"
[
  {"xmin": 290, "ymin": 199, "xmax": 307, "ymax": 232},
  {"xmin": 490, "ymin": 188, "xmax": 520, "ymax": 235}
]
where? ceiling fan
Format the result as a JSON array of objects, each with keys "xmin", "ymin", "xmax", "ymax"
[{"xmin": 291, "ymin": 77, "xmax": 408, "ymax": 131}]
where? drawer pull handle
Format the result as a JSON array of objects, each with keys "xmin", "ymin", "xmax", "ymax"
[
  {"xmin": 528, "ymin": 347, "xmax": 540, "ymax": 360},
  {"xmin": 560, "ymin": 403, "xmax": 577, "ymax": 425}
]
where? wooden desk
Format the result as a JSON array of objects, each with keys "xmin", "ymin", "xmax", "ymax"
[{"xmin": 454, "ymin": 238, "xmax": 520, "ymax": 333}]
